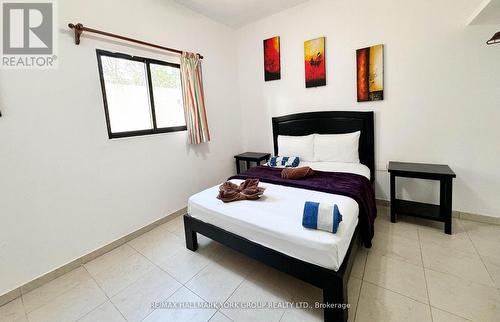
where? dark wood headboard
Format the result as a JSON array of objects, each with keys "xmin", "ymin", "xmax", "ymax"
[{"xmin": 272, "ymin": 111, "xmax": 375, "ymax": 182}]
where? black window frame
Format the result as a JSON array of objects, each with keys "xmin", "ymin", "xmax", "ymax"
[{"xmin": 96, "ymin": 49, "xmax": 187, "ymax": 139}]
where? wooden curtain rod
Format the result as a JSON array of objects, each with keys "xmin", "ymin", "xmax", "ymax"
[{"xmin": 67, "ymin": 23, "xmax": 203, "ymax": 59}]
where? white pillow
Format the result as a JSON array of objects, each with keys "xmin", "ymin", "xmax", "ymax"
[
  {"xmin": 278, "ymin": 134, "xmax": 314, "ymax": 161},
  {"xmin": 314, "ymin": 131, "xmax": 360, "ymax": 163}
]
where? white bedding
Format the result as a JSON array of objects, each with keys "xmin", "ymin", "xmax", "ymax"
[{"xmin": 188, "ymin": 163, "xmax": 370, "ymax": 271}]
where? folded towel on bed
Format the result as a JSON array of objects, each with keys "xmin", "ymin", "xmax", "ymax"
[
  {"xmin": 217, "ymin": 179, "xmax": 265, "ymax": 203},
  {"xmin": 302, "ymin": 201, "xmax": 343, "ymax": 233},
  {"xmin": 281, "ymin": 166, "xmax": 315, "ymax": 179}
]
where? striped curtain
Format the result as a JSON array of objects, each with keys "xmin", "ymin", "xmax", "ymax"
[{"xmin": 180, "ymin": 52, "xmax": 210, "ymax": 144}]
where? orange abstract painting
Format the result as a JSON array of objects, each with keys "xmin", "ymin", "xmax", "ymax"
[
  {"xmin": 263, "ymin": 36, "xmax": 280, "ymax": 81},
  {"xmin": 304, "ymin": 37, "xmax": 326, "ymax": 88},
  {"xmin": 357, "ymin": 44, "xmax": 384, "ymax": 101}
]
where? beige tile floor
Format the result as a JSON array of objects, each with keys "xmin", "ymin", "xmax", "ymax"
[{"xmin": 1, "ymin": 206, "xmax": 499, "ymax": 322}]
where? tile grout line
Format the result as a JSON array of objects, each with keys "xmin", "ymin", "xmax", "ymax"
[
  {"xmin": 211, "ymin": 259, "xmax": 262, "ymax": 319},
  {"xmin": 378, "ymin": 215, "xmax": 499, "ymax": 311},
  {"xmin": 173, "ymin": 235, "xmax": 322, "ymax": 321},
  {"xmin": 155, "ymin": 220, "xmax": 225, "ymax": 288},
  {"xmin": 360, "ymin": 248, "xmax": 368, "ymax": 280},
  {"xmin": 417, "ymin": 227, "xmax": 433, "ymax": 322},
  {"xmin": 95, "ymin": 253, "xmax": 157, "ymax": 299},
  {"xmin": 205, "ymin": 308, "xmax": 218, "ymax": 322},
  {"xmin": 126, "ymin": 242, "xmax": 186, "ymax": 286},
  {"xmin": 135, "ymin": 245, "xmax": 220, "ymax": 321},
  {"xmin": 20, "ymin": 270, "xmax": 93, "ymax": 317},
  {"xmin": 182, "ymin": 246, "xmax": 256, "ymax": 305},
  {"xmin": 220, "ymin": 262, "xmax": 255, "ymax": 306},
  {"xmin": 424, "ymin": 266, "xmax": 498, "ymax": 291},
  {"xmin": 30, "ymin": 266, "xmax": 108, "ymax": 322},
  {"xmin": 132, "ymin": 240, "xmax": 250, "ymax": 320},
  {"xmin": 213, "ymin": 309, "xmax": 233, "ymax": 322},
  {"xmin": 351, "ymin": 278, "xmax": 362, "ymax": 322},
  {"xmin": 78, "ymin": 264, "xmax": 128, "ymax": 321},
  {"xmin": 460, "ymin": 220, "xmax": 500, "ymax": 296},
  {"xmin": 81, "ymin": 265, "xmax": 110, "ymax": 301},
  {"xmin": 19, "ymin": 291, "xmax": 29, "ymax": 322},
  {"xmin": 429, "ymin": 305, "xmax": 475, "ymax": 322},
  {"xmin": 371, "ymin": 216, "xmax": 431, "ymax": 308},
  {"xmin": 80, "ymin": 264, "xmax": 128, "ymax": 322},
  {"xmin": 366, "ymin": 211, "xmax": 494, "ymax": 319},
  {"xmin": 362, "ymin": 280, "xmax": 430, "ymax": 306},
  {"xmin": 417, "ymin": 222, "xmax": 497, "ymax": 288},
  {"xmin": 132, "ymin": 235, "xmax": 247, "ymax": 317},
  {"xmin": 123, "ymin": 242, "xmax": 194, "ymax": 321},
  {"xmin": 139, "ymin": 283, "xmax": 184, "ymax": 322},
  {"xmin": 420, "ymin": 220, "xmax": 498, "ymax": 320},
  {"xmin": 130, "ymin": 219, "xmax": 215, "ymax": 281},
  {"xmin": 220, "ymin": 310, "xmax": 234, "ymax": 321},
  {"xmin": 85, "ymin": 234, "xmax": 183, "ymax": 322},
  {"xmin": 179, "ymin": 246, "xmax": 223, "ymax": 287},
  {"xmin": 135, "ymin": 231, "xmax": 187, "ymax": 322},
  {"xmin": 278, "ymin": 308, "xmax": 286, "ymax": 321},
  {"xmin": 368, "ymin": 252, "xmax": 491, "ymax": 317},
  {"xmin": 352, "ymin": 246, "xmax": 369, "ymax": 322}
]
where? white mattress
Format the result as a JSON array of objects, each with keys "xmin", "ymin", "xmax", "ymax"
[{"xmin": 188, "ymin": 163, "xmax": 369, "ymax": 270}]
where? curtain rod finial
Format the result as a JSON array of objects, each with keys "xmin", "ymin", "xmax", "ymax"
[
  {"xmin": 68, "ymin": 23, "xmax": 84, "ymax": 45},
  {"xmin": 487, "ymin": 31, "xmax": 500, "ymax": 45}
]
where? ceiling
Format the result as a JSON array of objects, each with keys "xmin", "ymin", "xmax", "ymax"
[
  {"xmin": 173, "ymin": 0, "xmax": 309, "ymax": 28},
  {"xmin": 468, "ymin": 0, "xmax": 500, "ymax": 25}
]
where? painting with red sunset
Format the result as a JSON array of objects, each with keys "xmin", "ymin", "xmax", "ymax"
[
  {"xmin": 263, "ymin": 36, "xmax": 280, "ymax": 81},
  {"xmin": 304, "ymin": 37, "xmax": 326, "ymax": 88}
]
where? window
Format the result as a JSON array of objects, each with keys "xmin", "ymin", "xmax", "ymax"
[{"xmin": 96, "ymin": 50, "xmax": 186, "ymax": 139}]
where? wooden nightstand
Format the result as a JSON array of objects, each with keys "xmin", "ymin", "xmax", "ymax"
[
  {"xmin": 388, "ymin": 161, "xmax": 456, "ymax": 234},
  {"xmin": 234, "ymin": 152, "xmax": 271, "ymax": 174}
]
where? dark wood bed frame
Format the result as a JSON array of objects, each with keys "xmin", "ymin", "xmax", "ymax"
[{"xmin": 184, "ymin": 111, "xmax": 375, "ymax": 322}]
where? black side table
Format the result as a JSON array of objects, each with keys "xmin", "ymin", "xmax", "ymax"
[
  {"xmin": 234, "ymin": 152, "xmax": 271, "ymax": 174},
  {"xmin": 388, "ymin": 161, "xmax": 456, "ymax": 234}
]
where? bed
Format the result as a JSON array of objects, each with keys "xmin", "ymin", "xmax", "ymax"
[{"xmin": 184, "ymin": 111, "xmax": 375, "ymax": 322}]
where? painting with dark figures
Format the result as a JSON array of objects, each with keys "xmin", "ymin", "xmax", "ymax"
[
  {"xmin": 357, "ymin": 44, "xmax": 384, "ymax": 101},
  {"xmin": 304, "ymin": 37, "xmax": 326, "ymax": 88},
  {"xmin": 263, "ymin": 36, "xmax": 280, "ymax": 81}
]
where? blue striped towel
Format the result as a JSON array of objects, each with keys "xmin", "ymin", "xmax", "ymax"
[
  {"xmin": 302, "ymin": 202, "xmax": 343, "ymax": 233},
  {"xmin": 267, "ymin": 156, "xmax": 300, "ymax": 168}
]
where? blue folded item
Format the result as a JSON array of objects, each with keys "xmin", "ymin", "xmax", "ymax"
[
  {"xmin": 302, "ymin": 201, "xmax": 343, "ymax": 233},
  {"xmin": 267, "ymin": 156, "xmax": 300, "ymax": 168}
]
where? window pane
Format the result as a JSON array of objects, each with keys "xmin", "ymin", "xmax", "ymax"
[
  {"xmin": 150, "ymin": 64, "xmax": 185, "ymax": 128},
  {"xmin": 101, "ymin": 56, "xmax": 153, "ymax": 133}
]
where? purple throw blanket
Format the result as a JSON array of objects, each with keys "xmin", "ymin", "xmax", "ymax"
[{"xmin": 230, "ymin": 166, "xmax": 377, "ymax": 248}]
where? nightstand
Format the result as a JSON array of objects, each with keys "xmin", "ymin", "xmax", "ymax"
[
  {"xmin": 388, "ymin": 161, "xmax": 456, "ymax": 234},
  {"xmin": 234, "ymin": 152, "xmax": 271, "ymax": 174}
]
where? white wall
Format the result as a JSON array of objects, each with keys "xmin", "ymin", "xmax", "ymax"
[
  {"xmin": 0, "ymin": 0, "xmax": 241, "ymax": 295},
  {"xmin": 236, "ymin": 0, "xmax": 500, "ymax": 217}
]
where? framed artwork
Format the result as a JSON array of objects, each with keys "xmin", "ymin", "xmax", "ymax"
[
  {"xmin": 263, "ymin": 36, "xmax": 280, "ymax": 81},
  {"xmin": 304, "ymin": 37, "xmax": 326, "ymax": 88},
  {"xmin": 356, "ymin": 44, "xmax": 384, "ymax": 101}
]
